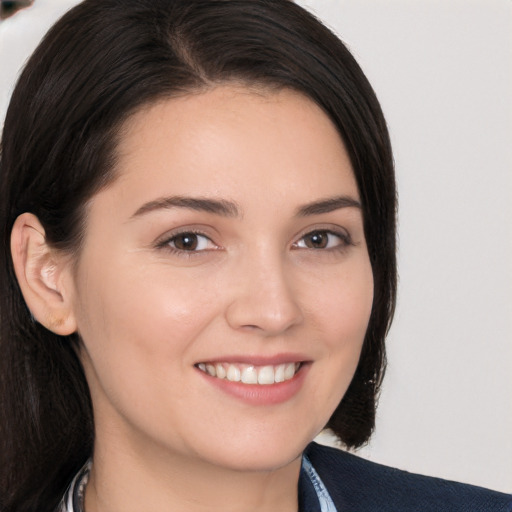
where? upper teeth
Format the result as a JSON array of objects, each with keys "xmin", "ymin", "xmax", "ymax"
[{"xmin": 196, "ymin": 362, "xmax": 300, "ymax": 385}]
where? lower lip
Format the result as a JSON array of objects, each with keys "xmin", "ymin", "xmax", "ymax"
[{"xmin": 197, "ymin": 363, "xmax": 310, "ymax": 405}]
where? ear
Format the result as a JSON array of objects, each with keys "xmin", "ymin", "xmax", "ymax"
[{"xmin": 10, "ymin": 213, "xmax": 77, "ymax": 335}]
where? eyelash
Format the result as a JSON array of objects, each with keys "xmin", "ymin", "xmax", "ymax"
[
  {"xmin": 156, "ymin": 229, "xmax": 218, "ymax": 257},
  {"xmin": 156, "ymin": 227, "xmax": 353, "ymax": 257},
  {"xmin": 293, "ymin": 228, "xmax": 353, "ymax": 252}
]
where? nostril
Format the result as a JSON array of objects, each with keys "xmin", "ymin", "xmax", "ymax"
[
  {"xmin": 225, "ymin": 300, "xmax": 304, "ymax": 335},
  {"xmin": 224, "ymin": 269, "xmax": 304, "ymax": 334}
]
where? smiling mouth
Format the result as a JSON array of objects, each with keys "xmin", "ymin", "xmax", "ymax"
[{"xmin": 195, "ymin": 362, "xmax": 302, "ymax": 385}]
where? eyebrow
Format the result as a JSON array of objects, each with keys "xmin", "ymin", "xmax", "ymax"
[
  {"xmin": 130, "ymin": 194, "xmax": 361, "ymax": 220},
  {"xmin": 296, "ymin": 195, "xmax": 361, "ymax": 216},
  {"xmin": 131, "ymin": 196, "xmax": 241, "ymax": 218}
]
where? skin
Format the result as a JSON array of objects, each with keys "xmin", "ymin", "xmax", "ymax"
[{"xmin": 13, "ymin": 86, "xmax": 374, "ymax": 511}]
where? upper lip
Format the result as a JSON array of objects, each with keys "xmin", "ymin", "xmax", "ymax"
[{"xmin": 195, "ymin": 353, "xmax": 310, "ymax": 366}]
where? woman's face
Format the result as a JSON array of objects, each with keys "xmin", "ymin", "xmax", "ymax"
[{"xmin": 69, "ymin": 86, "xmax": 373, "ymax": 472}]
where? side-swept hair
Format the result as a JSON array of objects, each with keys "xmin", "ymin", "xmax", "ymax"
[{"xmin": 0, "ymin": 1, "xmax": 396, "ymax": 510}]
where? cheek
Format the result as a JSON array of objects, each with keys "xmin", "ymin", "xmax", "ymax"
[
  {"xmin": 308, "ymin": 258, "xmax": 373, "ymax": 399},
  {"xmin": 75, "ymin": 256, "xmax": 214, "ymax": 344},
  {"xmin": 309, "ymin": 258, "xmax": 374, "ymax": 344},
  {"xmin": 73, "ymin": 260, "xmax": 227, "ymax": 418},
  {"xmin": 73, "ymin": 262, "xmax": 216, "ymax": 416}
]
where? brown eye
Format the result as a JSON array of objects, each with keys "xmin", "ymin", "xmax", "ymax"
[
  {"xmin": 167, "ymin": 232, "xmax": 215, "ymax": 252},
  {"xmin": 172, "ymin": 233, "xmax": 199, "ymax": 250},
  {"xmin": 295, "ymin": 229, "xmax": 351, "ymax": 250},
  {"xmin": 303, "ymin": 231, "xmax": 329, "ymax": 249}
]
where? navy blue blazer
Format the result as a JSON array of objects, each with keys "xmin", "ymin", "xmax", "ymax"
[{"xmin": 299, "ymin": 442, "xmax": 512, "ymax": 511}]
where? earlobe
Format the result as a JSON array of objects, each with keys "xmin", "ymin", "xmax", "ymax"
[{"xmin": 10, "ymin": 213, "xmax": 77, "ymax": 336}]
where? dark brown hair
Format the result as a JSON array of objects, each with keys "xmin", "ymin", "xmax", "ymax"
[{"xmin": 0, "ymin": 1, "xmax": 396, "ymax": 510}]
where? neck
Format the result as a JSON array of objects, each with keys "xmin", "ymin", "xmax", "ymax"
[{"xmin": 84, "ymin": 436, "xmax": 302, "ymax": 512}]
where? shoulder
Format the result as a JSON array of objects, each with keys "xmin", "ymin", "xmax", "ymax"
[{"xmin": 304, "ymin": 442, "xmax": 512, "ymax": 512}]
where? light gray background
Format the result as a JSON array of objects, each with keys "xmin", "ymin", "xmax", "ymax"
[{"xmin": 1, "ymin": 0, "xmax": 511, "ymax": 494}]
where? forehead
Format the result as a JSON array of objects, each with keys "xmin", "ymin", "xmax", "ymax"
[{"xmin": 105, "ymin": 85, "xmax": 358, "ymax": 213}]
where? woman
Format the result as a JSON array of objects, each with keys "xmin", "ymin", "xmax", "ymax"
[{"xmin": 0, "ymin": 1, "xmax": 510, "ymax": 511}]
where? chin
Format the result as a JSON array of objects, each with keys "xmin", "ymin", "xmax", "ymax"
[{"xmin": 188, "ymin": 429, "xmax": 317, "ymax": 473}]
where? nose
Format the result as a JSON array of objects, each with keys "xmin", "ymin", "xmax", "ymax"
[{"xmin": 224, "ymin": 254, "xmax": 304, "ymax": 336}]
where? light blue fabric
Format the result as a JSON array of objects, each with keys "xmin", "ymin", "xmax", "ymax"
[{"xmin": 302, "ymin": 454, "xmax": 338, "ymax": 512}]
